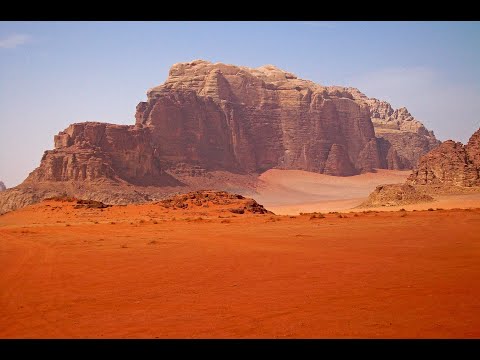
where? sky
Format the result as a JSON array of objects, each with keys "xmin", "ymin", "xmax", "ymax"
[{"xmin": 1, "ymin": 21, "xmax": 480, "ymax": 187}]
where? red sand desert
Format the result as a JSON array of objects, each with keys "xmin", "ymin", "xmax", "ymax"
[{"xmin": 1, "ymin": 183, "xmax": 480, "ymax": 338}]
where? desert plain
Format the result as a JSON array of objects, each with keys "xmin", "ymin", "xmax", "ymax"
[{"xmin": 1, "ymin": 170, "xmax": 480, "ymax": 338}]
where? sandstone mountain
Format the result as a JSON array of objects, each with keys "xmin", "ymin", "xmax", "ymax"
[
  {"xmin": 407, "ymin": 128, "xmax": 480, "ymax": 187},
  {"xmin": 0, "ymin": 60, "xmax": 440, "ymax": 214},
  {"xmin": 0, "ymin": 181, "xmax": 6, "ymax": 191}
]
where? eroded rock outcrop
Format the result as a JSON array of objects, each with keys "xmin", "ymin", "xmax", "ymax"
[
  {"xmin": 407, "ymin": 128, "xmax": 480, "ymax": 187},
  {"xmin": 25, "ymin": 122, "xmax": 180, "ymax": 187},
  {"xmin": 0, "ymin": 181, "xmax": 5, "ymax": 191},
  {"xmin": 360, "ymin": 184, "xmax": 434, "ymax": 207},
  {"xmin": 159, "ymin": 190, "xmax": 273, "ymax": 214}
]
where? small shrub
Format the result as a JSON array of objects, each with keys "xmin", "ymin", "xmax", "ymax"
[
  {"xmin": 65, "ymin": 224, "xmax": 71, "ymax": 227},
  {"xmin": 152, "ymin": 220, "xmax": 158, "ymax": 224},
  {"xmin": 221, "ymin": 219, "xmax": 231, "ymax": 224},
  {"xmin": 427, "ymin": 208, "xmax": 434, "ymax": 211},
  {"xmin": 353, "ymin": 213, "xmax": 359, "ymax": 217},
  {"xmin": 400, "ymin": 213, "xmax": 407, "ymax": 217},
  {"xmin": 110, "ymin": 221, "xmax": 116, "ymax": 225},
  {"xmin": 399, "ymin": 208, "xmax": 406, "ymax": 212}
]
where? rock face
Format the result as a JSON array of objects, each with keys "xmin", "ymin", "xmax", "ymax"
[
  {"xmin": 135, "ymin": 61, "xmax": 377, "ymax": 176},
  {"xmin": 1, "ymin": 60, "xmax": 440, "ymax": 214},
  {"xmin": 407, "ymin": 128, "xmax": 480, "ymax": 187},
  {"xmin": 25, "ymin": 122, "xmax": 180, "ymax": 187},
  {"xmin": 134, "ymin": 60, "xmax": 437, "ymax": 175},
  {"xmin": 0, "ymin": 181, "xmax": 5, "ymax": 191}
]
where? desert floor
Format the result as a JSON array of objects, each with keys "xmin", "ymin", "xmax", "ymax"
[{"xmin": 1, "ymin": 198, "xmax": 480, "ymax": 338}]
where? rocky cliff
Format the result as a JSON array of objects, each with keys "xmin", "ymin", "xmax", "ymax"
[
  {"xmin": 0, "ymin": 181, "xmax": 6, "ymax": 191},
  {"xmin": 25, "ymin": 122, "xmax": 180, "ymax": 187},
  {"xmin": 0, "ymin": 60, "xmax": 440, "ymax": 214},
  {"xmin": 135, "ymin": 60, "xmax": 438, "ymax": 175},
  {"xmin": 407, "ymin": 128, "xmax": 480, "ymax": 187}
]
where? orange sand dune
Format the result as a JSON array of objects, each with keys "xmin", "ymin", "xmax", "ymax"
[
  {"xmin": 255, "ymin": 169, "xmax": 411, "ymax": 214},
  {"xmin": 1, "ymin": 200, "xmax": 480, "ymax": 338}
]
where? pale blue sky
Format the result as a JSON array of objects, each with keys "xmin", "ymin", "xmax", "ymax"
[{"xmin": 1, "ymin": 21, "xmax": 479, "ymax": 187}]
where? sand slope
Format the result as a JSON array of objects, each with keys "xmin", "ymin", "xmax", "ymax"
[
  {"xmin": 255, "ymin": 169, "xmax": 411, "ymax": 214},
  {"xmin": 1, "ymin": 200, "xmax": 480, "ymax": 338}
]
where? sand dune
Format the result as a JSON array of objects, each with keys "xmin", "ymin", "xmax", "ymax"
[{"xmin": 255, "ymin": 169, "xmax": 411, "ymax": 214}]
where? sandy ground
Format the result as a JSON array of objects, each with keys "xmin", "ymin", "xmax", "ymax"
[{"xmin": 1, "ymin": 200, "xmax": 480, "ymax": 338}]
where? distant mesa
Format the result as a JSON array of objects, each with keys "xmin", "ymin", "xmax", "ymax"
[
  {"xmin": 0, "ymin": 181, "xmax": 6, "ymax": 192},
  {"xmin": 0, "ymin": 60, "xmax": 441, "ymax": 214}
]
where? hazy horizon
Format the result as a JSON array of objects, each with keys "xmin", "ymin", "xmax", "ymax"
[{"xmin": 1, "ymin": 21, "xmax": 480, "ymax": 188}]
